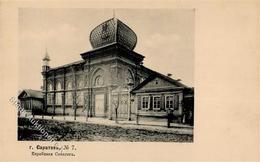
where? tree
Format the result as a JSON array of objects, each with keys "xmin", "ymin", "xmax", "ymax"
[{"xmin": 112, "ymin": 92, "xmax": 120, "ymax": 124}]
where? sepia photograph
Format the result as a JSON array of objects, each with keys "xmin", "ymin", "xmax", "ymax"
[
  {"xmin": 16, "ymin": 8, "xmax": 194, "ymax": 142},
  {"xmin": 1, "ymin": 0, "xmax": 259, "ymax": 161}
]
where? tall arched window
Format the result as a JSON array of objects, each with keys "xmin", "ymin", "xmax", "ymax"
[
  {"xmin": 92, "ymin": 68, "xmax": 105, "ymax": 87},
  {"xmin": 56, "ymin": 81, "xmax": 62, "ymax": 90},
  {"xmin": 76, "ymin": 77, "xmax": 84, "ymax": 88},
  {"xmin": 47, "ymin": 83, "xmax": 53, "ymax": 91},
  {"xmin": 66, "ymin": 80, "xmax": 73, "ymax": 90}
]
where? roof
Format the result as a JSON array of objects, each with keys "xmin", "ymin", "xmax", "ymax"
[
  {"xmin": 49, "ymin": 60, "xmax": 85, "ymax": 71},
  {"xmin": 18, "ymin": 89, "xmax": 43, "ymax": 99},
  {"xmin": 90, "ymin": 18, "xmax": 137, "ymax": 51},
  {"xmin": 80, "ymin": 43, "xmax": 144, "ymax": 63},
  {"xmin": 140, "ymin": 65, "xmax": 188, "ymax": 86},
  {"xmin": 131, "ymin": 66, "xmax": 189, "ymax": 93}
]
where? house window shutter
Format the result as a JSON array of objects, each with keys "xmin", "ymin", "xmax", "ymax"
[
  {"xmin": 137, "ymin": 96, "xmax": 141, "ymax": 110},
  {"xmin": 161, "ymin": 94, "xmax": 165, "ymax": 110},
  {"xmin": 174, "ymin": 94, "xmax": 179, "ymax": 110},
  {"xmin": 149, "ymin": 96, "xmax": 153, "ymax": 110}
]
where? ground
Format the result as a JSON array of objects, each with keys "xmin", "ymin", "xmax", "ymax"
[{"xmin": 18, "ymin": 117, "xmax": 193, "ymax": 142}]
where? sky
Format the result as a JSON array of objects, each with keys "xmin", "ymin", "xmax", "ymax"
[{"xmin": 18, "ymin": 8, "xmax": 194, "ymax": 91}]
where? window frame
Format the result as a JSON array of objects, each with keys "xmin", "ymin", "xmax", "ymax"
[
  {"xmin": 153, "ymin": 95, "xmax": 161, "ymax": 110},
  {"xmin": 56, "ymin": 81, "xmax": 62, "ymax": 90},
  {"xmin": 65, "ymin": 92, "xmax": 73, "ymax": 105},
  {"xmin": 94, "ymin": 75, "xmax": 104, "ymax": 86},
  {"xmin": 47, "ymin": 93, "xmax": 53, "ymax": 105},
  {"xmin": 66, "ymin": 81, "xmax": 73, "ymax": 90},
  {"xmin": 47, "ymin": 83, "xmax": 53, "ymax": 92},
  {"xmin": 55, "ymin": 93, "xmax": 62, "ymax": 105},
  {"xmin": 141, "ymin": 96, "xmax": 150, "ymax": 110},
  {"xmin": 165, "ymin": 95, "xmax": 174, "ymax": 109}
]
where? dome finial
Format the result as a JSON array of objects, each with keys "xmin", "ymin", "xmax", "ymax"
[{"xmin": 43, "ymin": 47, "xmax": 50, "ymax": 61}]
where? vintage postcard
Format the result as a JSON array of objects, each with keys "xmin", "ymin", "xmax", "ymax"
[
  {"xmin": 16, "ymin": 8, "xmax": 194, "ymax": 143},
  {"xmin": 0, "ymin": 0, "xmax": 259, "ymax": 161}
]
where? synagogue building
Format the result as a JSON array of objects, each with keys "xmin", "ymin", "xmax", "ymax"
[{"xmin": 21, "ymin": 17, "xmax": 194, "ymax": 124}]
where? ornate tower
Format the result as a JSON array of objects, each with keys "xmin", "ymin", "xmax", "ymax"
[
  {"xmin": 42, "ymin": 49, "xmax": 50, "ymax": 72},
  {"xmin": 42, "ymin": 49, "xmax": 50, "ymax": 113},
  {"xmin": 80, "ymin": 17, "xmax": 145, "ymax": 120}
]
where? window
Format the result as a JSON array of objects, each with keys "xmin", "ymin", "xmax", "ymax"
[
  {"xmin": 76, "ymin": 91, "xmax": 84, "ymax": 105},
  {"xmin": 94, "ymin": 75, "xmax": 104, "ymax": 86},
  {"xmin": 47, "ymin": 83, "xmax": 53, "ymax": 91},
  {"xmin": 56, "ymin": 82, "xmax": 62, "ymax": 90},
  {"xmin": 55, "ymin": 93, "xmax": 62, "ymax": 105},
  {"xmin": 153, "ymin": 96, "xmax": 161, "ymax": 110},
  {"xmin": 155, "ymin": 80, "xmax": 159, "ymax": 85},
  {"xmin": 66, "ymin": 81, "xmax": 73, "ymax": 90},
  {"xmin": 65, "ymin": 92, "xmax": 72, "ymax": 105},
  {"xmin": 141, "ymin": 96, "xmax": 149, "ymax": 110},
  {"xmin": 26, "ymin": 101, "xmax": 31, "ymax": 110},
  {"xmin": 165, "ymin": 95, "xmax": 174, "ymax": 109},
  {"xmin": 47, "ymin": 93, "xmax": 53, "ymax": 105},
  {"xmin": 77, "ymin": 78, "xmax": 84, "ymax": 88}
]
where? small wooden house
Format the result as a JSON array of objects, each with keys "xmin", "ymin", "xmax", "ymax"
[
  {"xmin": 131, "ymin": 72, "xmax": 194, "ymax": 125},
  {"xmin": 18, "ymin": 89, "xmax": 44, "ymax": 115}
]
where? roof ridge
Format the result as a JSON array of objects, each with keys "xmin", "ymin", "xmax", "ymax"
[
  {"xmin": 140, "ymin": 65, "xmax": 188, "ymax": 88},
  {"xmin": 24, "ymin": 89, "xmax": 42, "ymax": 92},
  {"xmin": 50, "ymin": 59, "xmax": 85, "ymax": 70}
]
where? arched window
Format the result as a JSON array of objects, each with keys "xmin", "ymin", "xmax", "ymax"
[
  {"xmin": 92, "ymin": 68, "xmax": 105, "ymax": 87},
  {"xmin": 66, "ymin": 80, "xmax": 73, "ymax": 90},
  {"xmin": 94, "ymin": 75, "xmax": 104, "ymax": 86},
  {"xmin": 47, "ymin": 83, "xmax": 53, "ymax": 91},
  {"xmin": 76, "ymin": 77, "xmax": 84, "ymax": 88},
  {"xmin": 56, "ymin": 81, "xmax": 62, "ymax": 90}
]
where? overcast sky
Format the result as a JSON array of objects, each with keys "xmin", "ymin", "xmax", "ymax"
[{"xmin": 18, "ymin": 8, "xmax": 194, "ymax": 90}]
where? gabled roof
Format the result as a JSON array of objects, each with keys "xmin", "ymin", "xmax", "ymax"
[
  {"xmin": 18, "ymin": 89, "xmax": 43, "ymax": 99},
  {"xmin": 131, "ymin": 66, "xmax": 189, "ymax": 93}
]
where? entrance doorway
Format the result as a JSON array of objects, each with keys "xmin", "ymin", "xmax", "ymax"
[{"xmin": 95, "ymin": 94, "xmax": 105, "ymax": 117}]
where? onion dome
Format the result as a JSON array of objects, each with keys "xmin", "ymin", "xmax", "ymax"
[{"xmin": 90, "ymin": 18, "xmax": 137, "ymax": 51}]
